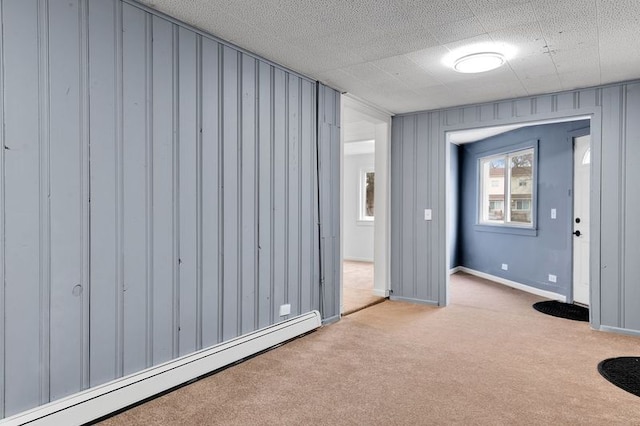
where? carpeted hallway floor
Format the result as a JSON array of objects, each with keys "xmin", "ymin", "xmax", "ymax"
[
  {"xmin": 101, "ymin": 272, "xmax": 640, "ymax": 425},
  {"xmin": 342, "ymin": 260, "xmax": 383, "ymax": 315}
]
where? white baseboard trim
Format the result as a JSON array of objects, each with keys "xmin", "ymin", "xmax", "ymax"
[
  {"xmin": 389, "ymin": 296, "xmax": 440, "ymax": 306},
  {"xmin": 1, "ymin": 311, "xmax": 322, "ymax": 426},
  {"xmin": 598, "ymin": 325, "xmax": 640, "ymax": 338},
  {"xmin": 457, "ymin": 267, "xmax": 566, "ymax": 302},
  {"xmin": 343, "ymin": 256, "xmax": 374, "ymax": 263},
  {"xmin": 373, "ymin": 288, "xmax": 389, "ymax": 297},
  {"xmin": 449, "ymin": 266, "xmax": 462, "ymax": 275}
]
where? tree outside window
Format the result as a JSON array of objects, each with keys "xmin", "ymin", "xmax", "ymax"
[{"xmin": 360, "ymin": 169, "xmax": 374, "ymax": 221}]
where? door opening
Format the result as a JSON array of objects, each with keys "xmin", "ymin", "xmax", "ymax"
[
  {"xmin": 446, "ymin": 116, "xmax": 592, "ymax": 307},
  {"xmin": 340, "ymin": 96, "xmax": 391, "ymax": 315}
]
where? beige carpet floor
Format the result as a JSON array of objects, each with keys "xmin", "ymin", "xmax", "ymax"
[
  {"xmin": 101, "ymin": 272, "xmax": 640, "ymax": 425},
  {"xmin": 342, "ymin": 260, "xmax": 384, "ymax": 315}
]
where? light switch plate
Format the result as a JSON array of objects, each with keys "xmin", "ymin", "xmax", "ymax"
[
  {"xmin": 551, "ymin": 208, "xmax": 557, "ymax": 219},
  {"xmin": 548, "ymin": 274, "xmax": 557, "ymax": 283},
  {"xmin": 424, "ymin": 209, "xmax": 432, "ymax": 221}
]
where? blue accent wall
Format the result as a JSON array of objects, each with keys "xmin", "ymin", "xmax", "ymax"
[
  {"xmin": 449, "ymin": 143, "xmax": 461, "ymax": 268},
  {"xmin": 459, "ymin": 120, "xmax": 589, "ymax": 297}
]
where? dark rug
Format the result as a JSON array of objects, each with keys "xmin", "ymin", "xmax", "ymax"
[
  {"xmin": 598, "ymin": 357, "xmax": 640, "ymax": 397},
  {"xmin": 532, "ymin": 300, "xmax": 589, "ymax": 321}
]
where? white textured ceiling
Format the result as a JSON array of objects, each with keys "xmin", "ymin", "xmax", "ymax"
[{"xmin": 137, "ymin": 0, "xmax": 640, "ymax": 114}]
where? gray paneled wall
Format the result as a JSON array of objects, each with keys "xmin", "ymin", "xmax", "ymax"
[
  {"xmin": 391, "ymin": 81, "xmax": 640, "ymax": 336},
  {"xmin": 0, "ymin": 0, "xmax": 338, "ymax": 418},
  {"xmin": 317, "ymin": 84, "xmax": 341, "ymax": 323},
  {"xmin": 391, "ymin": 112, "xmax": 445, "ymax": 304}
]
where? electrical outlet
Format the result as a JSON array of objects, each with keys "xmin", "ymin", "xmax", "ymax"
[
  {"xmin": 501, "ymin": 263, "xmax": 508, "ymax": 271},
  {"xmin": 424, "ymin": 209, "xmax": 432, "ymax": 221},
  {"xmin": 279, "ymin": 304, "xmax": 291, "ymax": 317},
  {"xmin": 551, "ymin": 208, "xmax": 557, "ymax": 219},
  {"xmin": 548, "ymin": 274, "xmax": 557, "ymax": 283}
]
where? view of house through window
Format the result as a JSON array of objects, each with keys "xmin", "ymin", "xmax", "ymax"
[
  {"xmin": 360, "ymin": 170, "xmax": 375, "ymax": 220},
  {"xmin": 479, "ymin": 147, "xmax": 534, "ymax": 226}
]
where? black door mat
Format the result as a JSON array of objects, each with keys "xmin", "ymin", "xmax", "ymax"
[
  {"xmin": 532, "ymin": 300, "xmax": 589, "ymax": 321},
  {"xmin": 598, "ymin": 357, "xmax": 640, "ymax": 397}
]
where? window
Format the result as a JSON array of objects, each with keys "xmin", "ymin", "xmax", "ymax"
[
  {"xmin": 479, "ymin": 147, "xmax": 534, "ymax": 227},
  {"xmin": 359, "ymin": 170, "xmax": 375, "ymax": 221}
]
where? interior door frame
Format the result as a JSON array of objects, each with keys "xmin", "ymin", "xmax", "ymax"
[{"xmin": 340, "ymin": 95, "xmax": 393, "ymax": 313}]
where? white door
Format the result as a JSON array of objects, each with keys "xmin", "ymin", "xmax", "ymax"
[{"xmin": 573, "ymin": 135, "xmax": 590, "ymax": 305}]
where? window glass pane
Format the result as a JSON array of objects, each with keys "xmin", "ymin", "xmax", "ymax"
[
  {"xmin": 478, "ymin": 146, "xmax": 535, "ymax": 228},
  {"xmin": 508, "ymin": 149, "xmax": 533, "ymax": 224},
  {"xmin": 480, "ymin": 156, "xmax": 505, "ymax": 223},
  {"xmin": 365, "ymin": 172, "xmax": 374, "ymax": 217}
]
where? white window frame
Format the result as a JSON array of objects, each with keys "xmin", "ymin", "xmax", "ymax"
[
  {"xmin": 478, "ymin": 147, "xmax": 536, "ymax": 228},
  {"xmin": 359, "ymin": 168, "xmax": 375, "ymax": 222}
]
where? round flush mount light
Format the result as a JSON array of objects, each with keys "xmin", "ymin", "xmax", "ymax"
[{"xmin": 453, "ymin": 52, "xmax": 505, "ymax": 73}]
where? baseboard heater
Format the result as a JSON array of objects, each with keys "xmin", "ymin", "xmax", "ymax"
[{"xmin": 1, "ymin": 311, "xmax": 322, "ymax": 426}]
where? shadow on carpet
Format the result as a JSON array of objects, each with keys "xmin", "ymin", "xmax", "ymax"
[
  {"xmin": 532, "ymin": 300, "xmax": 589, "ymax": 322},
  {"xmin": 598, "ymin": 357, "xmax": 640, "ymax": 397}
]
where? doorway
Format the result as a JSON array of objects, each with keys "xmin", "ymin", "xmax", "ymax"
[
  {"xmin": 340, "ymin": 96, "xmax": 391, "ymax": 314},
  {"xmin": 446, "ymin": 117, "xmax": 592, "ymax": 306},
  {"xmin": 572, "ymin": 134, "xmax": 591, "ymax": 306}
]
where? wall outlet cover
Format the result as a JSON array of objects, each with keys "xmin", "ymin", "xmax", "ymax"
[
  {"xmin": 548, "ymin": 274, "xmax": 557, "ymax": 283},
  {"xmin": 279, "ymin": 304, "xmax": 291, "ymax": 316},
  {"xmin": 501, "ymin": 263, "xmax": 508, "ymax": 270}
]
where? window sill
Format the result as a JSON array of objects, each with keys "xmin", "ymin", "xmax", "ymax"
[
  {"xmin": 474, "ymin": 224, "xmax": 537, "ymax": 237},
  {"xmin": 357, "ymin": 220, "xmax": 374, "ymax": 227}
]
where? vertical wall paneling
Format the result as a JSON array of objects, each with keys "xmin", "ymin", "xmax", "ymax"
[
  {"xmin": 143, "ymin": 8, "xmax": 153, "ymax": 368},
  {"xmin": 49, "ymin": 0, "xmax": 84, "ymax": 399},
  {"xmin": 257, "ymin": 62, "xmax": 273, "ymax": 328},
  {"xmin": 390, "ymin": 120, "xmax": 402, "ymax": 298},
  {"xmin": 240, "ymin": 54, "xmax": 257, "ymax": 333},
  {"xmin": 300, "ymin": 81, "xmax": 314, "ymax": 314},
  {"xmin": 88, "ymin": 0, "xmax": 119, "ymax": 386},
  {"xmin": 0, "ymin": 0, "xmax": 322, "ymax": 417},
  {"xmin": 288, "ymin": 76, "xmax": 300, "ymax": 316},
  {"xmin": 415, "ymin": 114, "xmax": 429, "ymax": 301},
  {"xmin": 3, "ymin": 0, "xmax": 44, "ymax": 415},
  {"xmin": 330, "ymin": 91, "xmax": 340, "ymax": 319},
  {"xmin": 178, "ymin": 26, "xmax": 198, "ymax": 357},
  {"xmin": 80, "ymin": 0, "xmax": 91, "ymax": 389},
  {"xmin": 170, "ymin": 24, "xmax": 180, "ymax": 360},
  {"xmin": 433, "ymin": 111, "xmax": 445, "ymax": 304},
  {"xmin": 115, "ymin": 0, "xmax": 125, "ymax": 379},
  {"xmin": 121, "ymin": 2, "xmax": 148, "ymax": 376},
  {"xmin": 599, "ymin": 86, "xmax": 622, "ymax": 327},
  {"xmin": 272, "ymin": 69, "xmax": 286, "ymax": 321},
  {"xmin": 0, "ymin": 0, "xmax": 5, "ymax": 418},
  {"xmin": 195, "ymin": 35, "xmax": 204, "ymax": 351},
  {"xmin": 623, "ymin": 83, "xmax": 640, "ymax": 327},
  {"xmin": 402, "ymin": 116, "xmax": 416, "ymax": 298},
  {"xmin": 200, "ymin": 38, "xmax": 221, "ymax": 348},
  {"xmin": 151, "ymin": 14, "xmax": 175, "ymax": 364},
  {"xmin": 37, "ymin": 0, "xmax": 52, "ymax": 405},
  {"xmin": 221, "ymin": 45, "xmax": 239, "ymax": 340}
]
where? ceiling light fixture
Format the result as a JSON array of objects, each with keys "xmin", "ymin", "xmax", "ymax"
[{"xmin": 453, "ymin": 52, "xmax": 505, "ymax": 73}]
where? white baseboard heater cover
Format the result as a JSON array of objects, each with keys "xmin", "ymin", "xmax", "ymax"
[{"xmin": 1, "ymin": 311, "xmax": 322, "ymax": 426}]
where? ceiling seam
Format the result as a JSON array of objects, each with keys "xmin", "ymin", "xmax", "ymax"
[{"xmin": 594, "ymin": 0, "xmax": 603, "ymax": 84}]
